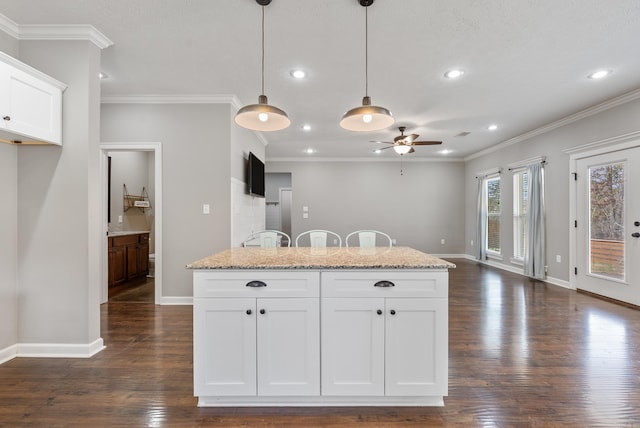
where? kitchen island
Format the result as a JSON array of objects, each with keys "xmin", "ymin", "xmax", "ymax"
[{"xmin": 187, "ymin": 246, "xmax": 455, "ymax": 407}]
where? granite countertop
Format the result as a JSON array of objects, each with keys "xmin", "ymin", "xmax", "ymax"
[
  {"xmin": 107, "ymin": 230, "xmax": 150, "ymax": 237},
  {"xmin": 186, "ymin": 247, "xmax": 456, "ymax": 270}
]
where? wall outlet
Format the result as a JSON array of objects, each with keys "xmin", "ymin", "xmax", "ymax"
[
  {"xmin": 303, "ymin": 206, "xmax": 309, "ymax": 212},
  {"xmin": 441, "ymin": 239, "xmax": 445, "ymax": 245},
  {"xmin": 333, "ymin": 239, "xmax": 338, "ymax": 245},
  {"xmin": 303, "ymin": 213, "xmax": 308, "ymax": 219},
  {"xmin": 470, "ymin": 240, "xmax": 474, "ymax": 246},
  {"xmin": 118, "ymin": 215, "xmax": 123, "ymax": 223},
  {"xmin": 391, "ymin": 239, "xmax": 397, "ymax": 245},
  {"xmin": 556, "ymin": 255, "xmax": 561, "ymax": 263},
  {"xmin": 203, "ymin": 204, "xmax": 210, "ymax": 214}
]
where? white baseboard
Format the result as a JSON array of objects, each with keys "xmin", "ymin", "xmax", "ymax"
[
  {"xmin": 16, "ymin": 338, "xmax": 105, "ymax": 359},
  {"xmin": 160, "ymin": 296, "xmax": 193, "ymax": 305},
  {"xmin": 0, "ymin": 344, "xmax": 18, "ymax": 365},
  {"xmin": 461, "ymin": 254, "xmax": 573, "ymax": 290}
]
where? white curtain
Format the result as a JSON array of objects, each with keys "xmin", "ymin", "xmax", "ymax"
[
  {"xmin": 476, "ymin": 176, "xmax": 487, "ymax": 260},
  {"xmin": 524, "ymin": 163, "xmax": 545, "ymax": 279}
]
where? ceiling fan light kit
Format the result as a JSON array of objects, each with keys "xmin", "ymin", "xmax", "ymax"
[
  {"xmin": 340, "ymin": 0, "xmax": 394, "ymax": 132},
  {"xmin": 234, "ymin": 0, "xmax": 290, "ymax": 132}
]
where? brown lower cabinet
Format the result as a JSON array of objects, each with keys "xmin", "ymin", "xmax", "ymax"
[{"xmin": 108, "ymin": 232, "xmax": 149, "ymax": 287}]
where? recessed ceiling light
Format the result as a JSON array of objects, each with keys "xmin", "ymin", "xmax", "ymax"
[
  {"xmin": 290, "ymin": 69, "xmax": 307, "ymax": 79},
  {"xmin": 488, "ymin": 124, "xmax": 498, "ymax": 131},
  {"xmin": 304, "ymin": 148, "xmax": 314, "ymax": 154},
  {"xmin": 438, "ymin": 149, "xmax": 453, "ymax": 155},
  {"xmin": 587, "ymin": 69, "xmax": 611, "ymax": 80},
  {"xmin": 302, "ymin": 124, "xmax": 311, "ymax": 131},
  {"xmin": 444, "ymin": 69, "xmax": 465, "ymax": 79},
  {"xmin": 373, "ymin": 149, "xmax": 382, "ymax": 154}
]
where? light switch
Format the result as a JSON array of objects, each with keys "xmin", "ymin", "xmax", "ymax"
[
  {"xmin": 203, "ymin": 204, "xmax": 210, "ymax": 214},
  {"xmin": 303, "ymin": 213, "xmax": 309, "ymax": 219},
  {"xmin": 441, "ymin": 239, "xmax": 445, "ymax": 245},
  {"xmin": 303, "ymin": 206, "xmax": 309, "ymax": 212}
]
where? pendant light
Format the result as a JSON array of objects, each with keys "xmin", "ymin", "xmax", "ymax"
[
  {"xmin": 235, "ymin": 0, "xmax": 290, "ymax": 132},
  {"xmin": 340, "ymin": 0, "xmax": 394, "ymax": 132}
]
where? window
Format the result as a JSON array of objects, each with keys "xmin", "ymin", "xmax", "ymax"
[
  {"xmin": 486, "ymin": 176, "xmax": 501, "ymax": 255},
  {"xmin": 513, "ymin": 170, "xmax": 528, "ymax": 260}
]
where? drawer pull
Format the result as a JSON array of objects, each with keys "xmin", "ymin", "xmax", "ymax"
[
  {"xmin": 260, "ymin": 309, "xmax": 266, "ymax": 315},
  {"xmin": 246, "ymin": 280, "xmax": 267, "ymax": 288},
  {"xmin": 390, "ymin": 309, "xmax": 396, "ymax": 315},
  {"xmin": 374, "ymin": 280, "xmax": 395, "ymax": 288},
  {"xmin": 246, "ymin": 309, "xmax": 252, "ymax": 315},
  {"xmin": 377, "ymin": 309, "xmax": 383, "ymax": 315}
]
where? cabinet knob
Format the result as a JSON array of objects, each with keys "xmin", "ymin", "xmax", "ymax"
[
  {"xmin": 2, "ymin": 116, "xmax": 10, "ymax": 121},
  {"xmin": 390, "ymin": 310, "xmax": 396, "ymax": 315},
  {"xmin": 260, "ymin": 309, "xmax": 266, "ymax": 315},
  {"xmin": 246, "ymin": 309, "xmax": 252, "ymax": 315},
  {"xmin": 376, "ymin": 309, "xmax": 383, "ymax": 315}
]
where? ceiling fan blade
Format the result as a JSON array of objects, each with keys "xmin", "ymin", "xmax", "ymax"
[
  {"xmin": 369, "ymin": 140, "xmax": 393, "ymax": 145},
  {"xmin": 412, "ymin": 141, "xmax": 443, "ymax": 145},
  {"xmin": 408, "ymin": 147, "xmax": 415, "ymax": 153},
  {"xmin": 405, "ymin": 133, "xmax": 419, "ymax": 143}
]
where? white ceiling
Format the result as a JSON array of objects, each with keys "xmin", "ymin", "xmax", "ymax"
[{"xmin": 1, "ymin": 0, "xmax": 640, "ymax": 160}]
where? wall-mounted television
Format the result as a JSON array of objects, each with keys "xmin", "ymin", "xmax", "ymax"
[{"xmin": 247, "ymin": 152, "xmax": 265, "ymax": 198}]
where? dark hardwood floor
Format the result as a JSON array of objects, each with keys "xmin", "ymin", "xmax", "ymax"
[{"xmin": 2, "ymin": 259, "xmax": 640, "ymax": 427}]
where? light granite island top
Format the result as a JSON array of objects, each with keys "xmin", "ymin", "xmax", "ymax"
[{"xmin": 186, "ymin": 246, "xmax": 456, "ymax": 270}]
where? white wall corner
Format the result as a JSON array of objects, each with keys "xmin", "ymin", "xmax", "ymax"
[
  {"xmin": 16, "ymin": 338, "xmax": 105, "ymax": 359},
  {"xmin": 0, "ymin": 344, "xmax": 18, "ymax": 365}
]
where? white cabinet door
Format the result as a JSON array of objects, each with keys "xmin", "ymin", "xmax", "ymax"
[
  {"xmin": 0, "ymin": 60, "xmax": 63, "ymax": 145},
  {"xmin": 321, "ymin": 298, "xmax": 385, "ymax": 396},
  {"xmin": 385, "ymin": 298, "xmax": 448, "ymax": 396},
  {"xmin": 193, "ymin": 298, "xmax": 257, "ymax": 396},
  {"xmin": 257, "ymin": 298, "xmax": 320, "ymax": 396}
]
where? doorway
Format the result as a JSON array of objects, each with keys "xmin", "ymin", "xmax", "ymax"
[
  {"xmin": 570, "ymin": 134, "xmax": 640, "ymax": 306},
  {"xmin": 265, "ymin": 173, "xmax": 292, "ymax": 242},
  {"xmin": 101, "ymin": 143, "xmax": 163, "ymax": 305}
]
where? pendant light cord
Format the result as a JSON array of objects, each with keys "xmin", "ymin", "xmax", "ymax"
[
  {"xmin": 261, "ymin": 5, "xmax": 265, "ymax": 96},
  {"xmin": 364, "ymin": 5, "xmax": 368, "ymax": 97}
]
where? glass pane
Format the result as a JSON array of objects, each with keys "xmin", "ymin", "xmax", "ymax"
[
  {"xmin": 589, "ymin": 162, "xmax": 625, "ymax": 280},
  {"xmin": 487, "ymin": 177, "xmax": 501, "ymax": 253}
]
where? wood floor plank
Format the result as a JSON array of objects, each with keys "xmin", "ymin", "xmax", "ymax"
[{"xmin": 1, "ymin": 259, "xmax": 640, "ymax": 426}]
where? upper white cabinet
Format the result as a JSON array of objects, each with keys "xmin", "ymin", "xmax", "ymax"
[{"xmin": 0, "ymin": 51, "xmax": 66, "ymax": 146}]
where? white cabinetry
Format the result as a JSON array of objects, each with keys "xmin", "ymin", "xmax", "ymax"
[
  {"xmin": 0, "ymin": 52, "xmax": 65, "ymax": 145},
  {"xmin": 321, "ymin": 271, "xmax": 448, "ymax": 398},
  {"xmin": 192, "ymin": 267, "xmax": 449, "ymax": 407},
  {"xmin": 193, "ymin": 271, "xmax": 320, "ymax": 401}
]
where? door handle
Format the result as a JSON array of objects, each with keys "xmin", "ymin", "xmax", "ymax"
[{"xmin": 632, "ymin": 232, "xmax": 640, "ymax": 238}]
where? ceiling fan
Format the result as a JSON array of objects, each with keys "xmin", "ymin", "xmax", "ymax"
[{"xmin": 371, "ymin": 126, "xmax": 442, "ymax": 155}]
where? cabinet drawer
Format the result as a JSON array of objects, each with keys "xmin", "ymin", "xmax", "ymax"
[
  {"xmin": 321, "ymin": 271, "xmax": 448, "ymax": 298},
  {"xmin": 194, "ymin": 271, "xmax": 320, "ymax": 298},
  {"xmin": 111, "ymin": 234, "xmax": 140, "ymax": 247}
]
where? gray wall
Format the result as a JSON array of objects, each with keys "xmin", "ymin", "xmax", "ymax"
[
  {"xmin": 101, "ymin": 103, "xmax": 264, "ymax": 297},
  {"xmin": 0, "ymin": 21, "xmax": 20, "ymax": 357},
  {"xmin": 0, "ymin": 142, "xmax": 17, "ymax": 353},
  {"xmin": 17, "ymin": 40, "xmax": 102, "ymax": 345},
  {"xmin": 266, "ymin": 160, "xmax": 466, "ymax": 254},
  {"xmin": 464, "ymin": 96, "xmax": 640, "ymax": 282}
]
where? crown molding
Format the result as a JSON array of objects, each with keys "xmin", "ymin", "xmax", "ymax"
[
  {"xmin": 266, "ymin": 156, "xmax": 464, "ymax": 163},
  {"xmin": 0, "ymin": 13, "xmax": 19, "ymax": 38},
  {"xmin": 465, "ymin": 87, "xmax": 640, "ymax": 162},
  {"xmin": 101, "ymin": 94, "xmax": 242, "ymax": 107},
  {"xmin": 0, "ymin": 14, "xmax": 113, "ymax": 49}
]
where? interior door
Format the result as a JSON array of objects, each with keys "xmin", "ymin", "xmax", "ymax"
[
  {"xmin": 279, "ymin": 188, "xmax": 292, "ymax": 241},
  {"xmin": 576, "ymin": 148, "xmax": 640, "ymax": 306}
]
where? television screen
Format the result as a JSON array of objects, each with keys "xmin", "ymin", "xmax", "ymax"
[{"xmin": 247, "ymin": 152, "xmax": 265, "ymax": 197}]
